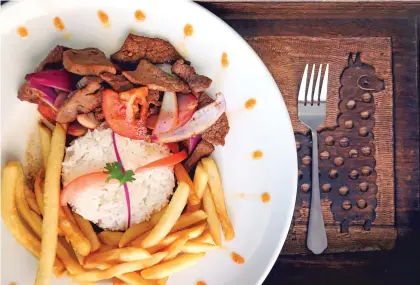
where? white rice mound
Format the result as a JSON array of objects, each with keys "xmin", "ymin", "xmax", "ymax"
[{"xmin": 62, "ymin": 128, "xmax": 175, "ymax": 231}]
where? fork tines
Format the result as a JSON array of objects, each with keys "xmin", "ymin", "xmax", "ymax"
[{"xmin": 298, "ymin": 64, "xmax": 329, "ymax": 105}]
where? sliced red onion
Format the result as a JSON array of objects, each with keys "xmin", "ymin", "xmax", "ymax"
[
  {"xmin": 29, "ymin": 81, "xmax": 57, "ymax": 111},
  {"xmin": 54, "ymin": 91, "xmax": 68, "ymax": 108},
  {"xmin": 153, "ymin": 92, "xmax": 178, "ymax": 134},
  {"xmin": 112, "ymin": 131, "xmax": 131, "ymax": 228},
  {"xmin": 152, "ymin": 93, "xmax": 226, "ymax": 143},
  {"xmin": 26, "ymin": 69, "xmax": 73, "ymax": 92},
  {"xmin": 186, "ymin": 135, "xmax": 202, "ymax": 154}
]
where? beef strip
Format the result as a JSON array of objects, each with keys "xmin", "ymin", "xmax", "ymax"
[
  {"xmin": 183, "ymin": 140, "xmax": 215, "ymax": 173},
  {"xmin": 197, "ymin": 92, "xmax": 230, "ymax": 146},
  {"xmin": 111, "ymin": 33, "xmax": 182, "ymax": 64},
  {"xmin": 197, "ymin": 92, "xmax": 215, "ymax": 109},
  {"xmin": 76, "ymin": 76, "xmax": 103, "ymax": 89},
  {"xmin": 18, "ymin": 45, "xmax": 67, "ymax": 103},
  {"xmin": 35, "ymin": 45, "xmax": 67, "ymax": 72},
  {"xmin": 63, "ymin": 48, "xmax": 116, "ymax": 76},
  {"xmin": 148, "ymin": 105, "xmax": 160, "ymax": 116},
  {"xmin": 94, "ymin": 106, "xmax": 105, "ymax": 121},
  {"xmin": 56, "ymin": 78, "xmax": 103, "ymax": 123},
  {"xmin": 202, "ymin": 113, "xmax": 230, "ymax": 146},
  {"xmin": 123, "ymin": 60, "xmax": 190, "ymax": 92},
  {"xmin": 17, "ymin": 82, "xmax": 45, "ymax": 103},
  {"xmin": 147, "ymin": 90, "xmax": 162, "ymax": 106},
  {"xmin": 99, "ymin": 72, "xmax": 134, "ymax": 92},
  {"xmin": 171, "ymin": 60, "xmax": 212, "ymax": 94}
]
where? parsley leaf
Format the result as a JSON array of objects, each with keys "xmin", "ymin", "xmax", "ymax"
[{"xmin": 104, "ymin": 162, "xmax": 136, "ymax": 186}]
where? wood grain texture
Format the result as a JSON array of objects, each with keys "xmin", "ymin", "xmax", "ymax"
[
  {"xmin": 247, "ymin": 37, "xmax": 396, "ymax": 253},
  {"xmin": 198, "ymin": 1, "xmax": 419, "ymax": 284}
]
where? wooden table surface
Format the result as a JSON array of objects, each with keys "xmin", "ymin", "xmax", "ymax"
[{"xmin": 197, "ymin": 2, "xmax": 420, "ymax": 285}]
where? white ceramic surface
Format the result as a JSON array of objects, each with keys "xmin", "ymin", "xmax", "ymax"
[{"xmin": 0, "ymin": 0, "xmax": 297, "ymax": 284}]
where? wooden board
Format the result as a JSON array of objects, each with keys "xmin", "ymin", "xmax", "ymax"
[
  {"xmin": 198, "ymin": 1, "xmax": 419, "ymax": 285},
  {"xmin": 247, "ymin": 37, "xmax": 396, "ymax": 254}
]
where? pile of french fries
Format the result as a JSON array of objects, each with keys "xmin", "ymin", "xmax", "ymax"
[{"xmin": 1, "ymin": 121, "xmax": 235, "ymax": 285}]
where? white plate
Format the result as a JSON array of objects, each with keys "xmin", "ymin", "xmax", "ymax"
[{"xmin": 0, "ymin": 0, "xmax": 297, "ymax": 284}]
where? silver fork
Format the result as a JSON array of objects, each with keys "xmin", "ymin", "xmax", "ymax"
[{"xmin": 298, "ymin": 64, "xmax": 329, "ymax": 254}]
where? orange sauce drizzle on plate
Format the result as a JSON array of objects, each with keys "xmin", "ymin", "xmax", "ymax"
[
  {"xmin": 261, "ymin": 192, "xmax": 271, "ymax": 203},
  {"xmin": 53, "ymin": 16, "xmax": 65, "ymax": 31},
  {"xmin": 221, "ymin": 52, "xmax": 229, "ymax": 68},
  {"xmin": 17, "ymin": 26, "xmax": 28, "ymax": 38},
  {"xmin": 252, "ymin": 150, "xmax": 263, "ymax": 160},
  {"xmin": 134, "ymin": 10, "xmax": 146, "ymax": 21},
  {"xmin": 245, "ymin": 98, "xmax": 257, "ymax": 109},
  {"xmin": 196, "ymin": 281, "xmax": 207, "ymax": 285},
  {"xmin": 97, "ymin": 10, "xmax": 110, "ymax": 28},
  {"xmin": 231, "ymin": 252, "xmax": 245, "ymax": 264},
  {"xmin": 184, "ymin": 23, "xmax": 194, "ymax": 37}
]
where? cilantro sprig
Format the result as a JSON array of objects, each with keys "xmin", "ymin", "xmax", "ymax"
[{"xmin": 104, "ymin": 162, "xmax": 136, "ymax": 186}]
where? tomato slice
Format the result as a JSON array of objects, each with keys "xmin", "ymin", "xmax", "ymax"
[
  {"xmin": 165, "ymin": 142, "xmax": 180, "ymax": 153},
  {"xmin": 135, "ymin": 150, "xmax": 187, "ymax": 172},
  {"xmin": 60, "ymin": 172, "xmax": 109, "ymax": 206},
  {"xmin": 102, "ymin": 88, "xmax": 149, "ymax": 140},
  {"xmin": 176, "ymin": 93, "xmax": 197, "ymax": 128},
  {"xmin": 38, "ymin": 102, "xmax": 57, "ymax": 123}
]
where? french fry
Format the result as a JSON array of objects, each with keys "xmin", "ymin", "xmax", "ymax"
[
  {"xmin": 202, "ymin": 186, "xmax": 222, "ymax": 246},
  {"xmin": 190, "ymin": 230, "xmax": 215, "ymax": 245},
  {"xmin": 14, "ymin": 163, "xmax": 84, "ymax": 275},
  {"xmin": 113, "ymin": 277, "xmax": 125, "ymax": 285},
  {"xmin": 130, "ymin": 209, "xmax": 204, "ymax": 248},
  {"xmin": 141, "ymin": 253, "xmax": 205, "ymax": 280},
  {"xmin": 144, "ymin": 223, "xmax": 206, "ymax": 254},
  {"xmin": 98, "ymin": 231, "xmax": 124, "ymax": 246},
  {"xmin": 74, "ymin": 213, "xmax": 101, "ymax": 252},
  {"xmin": 25, "ymin": 185, "xmax": 41, "ymax": 215},
  {"xmin": 170, "ymin": 210, "xmax": 207, "ymax": 233},
  {"xmin": 62, "ymin": 205, "xmax": 78, "ymax": 225},
  {"xmin": 97, "ymin": 244, "xmax": 117, "ymax": 253},
  {"xmin": 174, "ymin": 164, "xmax": 200, "ymax": 212},
  {"xmin": 164, "ymin": 234, "xmax": 189, "ymax": 260},
  {"xmin": 59, "ymin": 211, "xmax": 92, "ymax": 256},
  {"xmin": 119, "ymin": 220, "xmax": 155, "ymax": 248},
  {"xmin": 117, "ymin": 272, "xmax": 157, "ymax": 285},
  {"xmin": 39, "ymin": 122, "xmax": 52, "ymax": 169},
  {"xmin": 85, "ymin": 247, "xmax": 151, "ymax": 267},
  {"xmin": 141, "ymin": 182, "xmax": 190, "ymax": 248},
  {"xmin": 1, "ymin": 161, "xmax": 65, "ymax": 277},
  {"xmin": 156, "ymin": 277, "xmax": 169, "ymax": 285},
  {"xmin": 36, "ymin": 123, "xmax": 66, "ymax": 285},
  {"xmin": 34, "ymin": 169, "xmax": 45, "ymax": 216},
  {"xmin": 88, "ymin": 264, "xmax": 156, "ymax": 285},
  {"xmin": 150, "ymin": 207, "xmax": 167, "ymax": 225},
  {"xmin": 193, "ymin": 163, "xmax": 209, "ymax": 200},
  {"xmin": 75, "ymin": 252, "xmax": 86, "ymax": 265},
  {"xmin": 35, "ymin": 169, "xmax": 65, "ymax": 235},
  {"xmin": 181, "ymin": 241, "xmax": 219, "ymax": 253},
  {"xmin": 201, "ymin": 157, "xmax": 235, "ymax": 241},
  {"xmin": 71, "ymin": 252, "xmax": 167, "ymax": 282}
]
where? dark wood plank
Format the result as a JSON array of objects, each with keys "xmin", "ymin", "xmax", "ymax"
[
  {"xmin": 197, "ymin": 2, "xmax": 420, "ymax": 285},
  {"xmin": 199, "ymin": 1, "xmax": 420, "ymax": 19}
]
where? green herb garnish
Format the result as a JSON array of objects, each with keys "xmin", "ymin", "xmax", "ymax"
[{"xmin": 104, "ymin": 162, "xmax": 136, "ymax": 186}]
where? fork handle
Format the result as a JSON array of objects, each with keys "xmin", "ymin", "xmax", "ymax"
[{"xmin": 307, "ymin": 130, "xmax": 328, "ymax": 254}]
